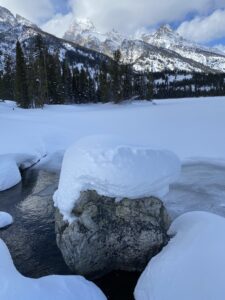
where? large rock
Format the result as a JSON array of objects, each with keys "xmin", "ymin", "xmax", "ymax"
[{"xmin": 55, "ymin": 190, "xmax": 170, "ymax": 278}]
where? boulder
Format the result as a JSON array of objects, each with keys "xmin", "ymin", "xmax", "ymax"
[{"xmin": 55, "ymin": 190, "xmax": 170, "ymax": 278}]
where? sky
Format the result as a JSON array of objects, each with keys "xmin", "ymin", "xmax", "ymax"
[{"xmin": 1, "ymin": 0, "xmax": 225, "ymax": 46}]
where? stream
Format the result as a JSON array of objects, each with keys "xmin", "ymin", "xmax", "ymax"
[{"xmin": 1, "ymin": 161, "xmax": 225, "ymax": 299}]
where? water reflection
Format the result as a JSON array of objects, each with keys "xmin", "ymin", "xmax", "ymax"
[{"xmin": 0, "ymin": 169, "xmax": 70, "ymax": 278}]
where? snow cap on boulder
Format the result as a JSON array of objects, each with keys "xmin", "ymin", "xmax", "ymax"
[{"xmin": 54, "ymin": 135, "xmax": 181, "ymax": 221}]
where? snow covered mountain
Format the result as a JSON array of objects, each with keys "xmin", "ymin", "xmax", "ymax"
[
  {"xmin": 63, "ymin": 19, "xmax": 225, "ymax": 73},
  {"xmin": 1, "ymin": 5, "xmax": 225, "ymax": 74},
  {"xmin": 0, "ymin": 6, "xmax": 110, "ymax": 72}
]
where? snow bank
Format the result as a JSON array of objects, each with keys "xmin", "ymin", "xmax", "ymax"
[
  {"xmin": 54, "ymin": 135, "xmax": 181, "ymax": 221},
  {"xmin": 0, "ymin": 212, "xmax": 13, "ymax": 228},
  {"xmin": 134, "ymin": 212, "xmax": 225, "ymax": 300},
  {"xmin": 0, "ymin": 158, "xmax": 21, "ymax": 191},
  {"xmin": 0, "ymin": 238, "xmax": 106, "ymax": 300},
  {"xmin": 0, "ymin": 102, "xmax": 46, "ymax": 191}
]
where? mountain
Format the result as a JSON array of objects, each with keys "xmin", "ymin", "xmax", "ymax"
[
  {"xmin": 0, "ymin": 6, "xmax": 111, "ymax": 72},
  {"xmin": 64, "ymin": 18, "xmax": 125, "ymax": 58},
  {"xmin": 63, "ymin": 19, "xmax": 225, "ymax": 73}
]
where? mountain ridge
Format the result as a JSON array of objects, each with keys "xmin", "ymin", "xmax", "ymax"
[{"xmin": 63, "ymin": 18, "xmax": 225, "ymax": 73}]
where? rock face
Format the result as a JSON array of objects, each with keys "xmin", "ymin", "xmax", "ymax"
[{"xmin": 55, "ymin": 190, "xmax": 170, "ymax": 278}]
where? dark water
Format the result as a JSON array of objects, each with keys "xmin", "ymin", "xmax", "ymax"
[{"xmin": 0, "ymin": 169, "xmax": 139, "ymax": 300}]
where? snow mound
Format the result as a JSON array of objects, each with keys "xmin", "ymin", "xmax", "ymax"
[
  {"xmin": 0, "ymin": 159, "xmax": 21, "ymax": 191},
  {"xmin": 0, "ymin": 109, "xmax": 46, "ymax": 191},
  {"xmin": 54, "ymin": 135, "xmax": 181, "ymax": 221},
  {"xmin": 0, "ymin": 239, "xmax": 106, "ymax": 300},
  {"xmin": 135, "ymin": 212, "xmax": 225, "ymax": 300},
  {"xmin": 0, "ymin": 212, "xmax": 13, "ymax": 228}
]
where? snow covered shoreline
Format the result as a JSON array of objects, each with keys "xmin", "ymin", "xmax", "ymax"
[
  {"xmin": 1, "ymin": 97, "xmax": 225, "ymax": 191},
  {"xmin": 0, "ymin": 239, "xmax": 106, "ymax": 300},
  {"xmin": 135, "ymin": 212, "xmax": 225, "ymax": 300}
]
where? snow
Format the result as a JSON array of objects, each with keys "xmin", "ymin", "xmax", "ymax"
[
  {"xmin": 134, "ymin": 211, "xmax": 225, "ymax": 300},
  {"xmin": 0, "ymin": 212, "xmax": 13, "ymax": 228},
  {"xmin": 0, "ymin": 158, "xmax": 21, "ymax": 191},
  {"xmin": 53, "ymin": 135, "xmax": 181, "ymax": 221},
  {"xmin": 0, "ymin": 238, "xmax": 106, "ymax": 300},
  {"xmin": 1, "ymin": 97, "xmax": 225, "ymax": 191},
  {"xmin": 0, "ymin": 101, "xmax": 46, "ymax": 191}
]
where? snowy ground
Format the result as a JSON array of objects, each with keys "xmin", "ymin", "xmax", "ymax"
[
  {"xmin": 1, "ymin": 97, "xmax": 225, "ymax": 190},
  {"xmin": 135, "ymin": 212, "xmax": 225, "ymax": 300},
  {"xmin": 1, "ymin": 97, "xmax": 225, "ymax": 299}
]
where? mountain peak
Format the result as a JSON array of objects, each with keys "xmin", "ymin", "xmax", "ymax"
[
  {"xmin": 158, "ymin": 24, "xmax": 173, "ymax": 34},
  {"xmin": 0, "ymin": 5, "xmax": 17, "ymax": 30},
  {"xmin": 16, "ymin": 14, "xmax": 38, "ymax": 29},
  {"xmin": 69, "ymin": 18, "xmax": 95, "ymax": 33}
]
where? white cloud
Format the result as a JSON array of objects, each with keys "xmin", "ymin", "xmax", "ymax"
[
  {"xmin": 0, "ymin": 0, "xmax": 54, "ymax": 23},
  {"xmin": 1, "ymin": 0, "xmax": 225, "ymax": 44},
  {"xmin": 68, "ymin": 0, "xmax": 225, "ymax": 34},
  {"xmin": 42, "ymin": 13, "xmax": 73, "ymax": 38},
  {"xmin": 177, "ymin": 9, "xmax": 225, "ymax": 43}
]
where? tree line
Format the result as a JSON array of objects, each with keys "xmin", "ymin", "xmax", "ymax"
[
  {"xmin": 2, "ymin": 35, "xmax": 224, "ymax": 108},
  {"xmin": 153, "ymin": 71, "xmax": 225, "ymax": 99},
  {"xmin": 0, "ymin": 35, "xmax": 153, "ymax": 108}
]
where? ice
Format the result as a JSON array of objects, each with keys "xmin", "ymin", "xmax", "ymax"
[
  {"xmin": 0, "ymin": 212, "xmax": 13, "ymax": 228},
  {"xmin": 163, "ymin": 161, "xmax": 225, "ymax": 220},
  {"xmin": 0, "ymin": 238, "xmax": 106, "ymax": 300},
  {"xmin": 135, "ymin": 212, "xmax": 225, "ymax": 300},
  {"xmin": 53, "ymin": 135, "xmax": 181, "ymax": 221}
]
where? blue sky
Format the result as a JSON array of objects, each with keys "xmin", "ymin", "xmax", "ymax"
[{"xmin": 1, "ymin": 0, "xmax": 225, "ymax": 46}]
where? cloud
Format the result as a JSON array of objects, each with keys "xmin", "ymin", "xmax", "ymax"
[
  {"xmin": 177, "ymin": 9, "xmax": 225, "ymax": 43},
  {"xmin": 42, "ymin": 13, "xmax": 73, "ymax": 38},
  {"xmin": 67, "ymin": 0, "xmax": 225, "ymax": 34},
  {"xmin": 1, "ymin": 0, "xmax": 225, "ymax": 44},
  {"xmin": 0, "ymin": 0, "xmax": 54, "ymax": 23}
]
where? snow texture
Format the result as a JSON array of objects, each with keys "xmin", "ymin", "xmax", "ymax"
[
  {"xmin": 53, "ymin": 135, "xmax": 181, "ymax": 221},
  {"xmin": 0, "ymin": 238, "xmax": 106, "ymax": 300},
  {"xmin": 0, "ymin": 212, "xmax": 13, "ymax": 228},
  {"xmin": 134, "ymin": 212, "xmax": 225, "ymax": 300}
]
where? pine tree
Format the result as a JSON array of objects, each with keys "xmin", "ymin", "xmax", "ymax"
[
  {"xmin": 62, "ymin": 59, "xmax": 72, "ymax": 103},
  {"xmin": 15, "ymin": 41, "xmax": 29, "ymax": 108},
  {"xmin": 79, "ymin": 68, "xmax": 89, "ymax": 103},
  {"xmin": 46, "ymin": 52, "xmax": 63, "ymax": 104},
  {"xmin": 32, "ymin": 34, "xmax": 48, "ymax": 107},
  {"xmin": 112, "ymin": 49, "xmax": 122, "ymax": 103},
  {"xmin": 2, "ymin": 55, "xmax": 14, "ymax": 100}
]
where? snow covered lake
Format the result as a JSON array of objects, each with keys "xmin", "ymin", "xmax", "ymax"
[
  {"xmin": 1, "ymin": 97, "xmax": 225, "ymax": 300},
  {"xmin": 1, "ymin": 97, "xmax": 225, "ymax": 191}
]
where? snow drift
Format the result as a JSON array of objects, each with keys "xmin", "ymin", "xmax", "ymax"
[
  {"xmin": 0, "ymin": 238, "xmax": 106, "ymax": 300},
  {"xmin": 0, "ymin": 101, "xmax": 46, "ymax": 191},
  {"xmin": 0, "ymin": 212, "xmax": 13, "ymax": 228},
  {"xmin": 135, "ymin": 211, "xmax": 225, "ymax": 300},
  {"xmin": 54, "ymin": 135, "xmax": 181, "ymax": 221}
]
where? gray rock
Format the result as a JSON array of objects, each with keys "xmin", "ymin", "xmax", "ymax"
[{"xmin": 55, "ymin": 190, "xmax": 170, "ymax": 278}]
